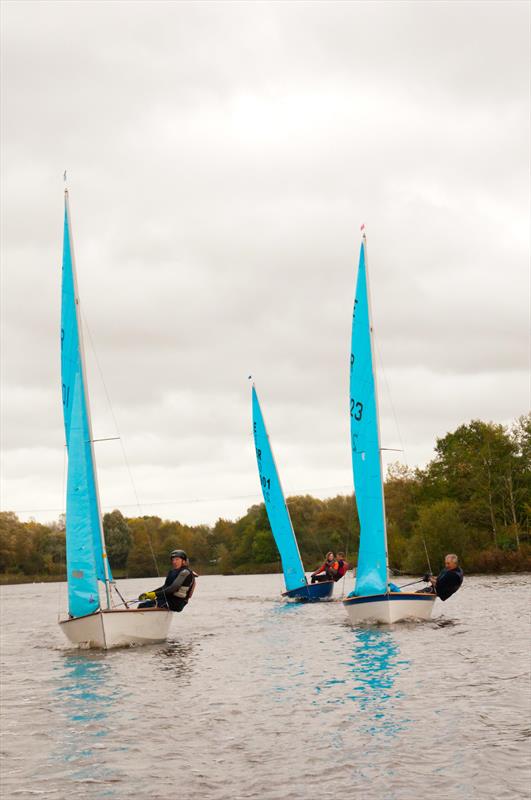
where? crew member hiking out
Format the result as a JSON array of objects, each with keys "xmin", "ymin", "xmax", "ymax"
[
  {"xmin": 418, "ymin": 553, "xmax": 464, "ymax": 601},
  {"xmin": 311, "ymin": 552, "xmax": 338, "ymax": 583},
  {"xmin": 138, "ymin": 550, "xmax": 197, "ymax": 612}
]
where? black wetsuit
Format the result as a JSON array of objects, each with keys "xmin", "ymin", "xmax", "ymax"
[
  {"xmin": 435, "ymin": 566, "xmax": 463, "ymax": 600},
  {"xmin": 140, "ymin": 566, "xmax": 195, "ymax": 612}
]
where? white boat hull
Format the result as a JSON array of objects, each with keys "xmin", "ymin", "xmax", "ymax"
[
  {"xmin": 59, "ymin": 608, "xmax": 173, "ymax": 649},
  {"xmin": 343, "ymin": 591, "xmax": 436, "ymax": 624}
]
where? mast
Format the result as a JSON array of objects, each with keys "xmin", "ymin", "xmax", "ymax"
[
  {"xmin": 361, "ymin": 232, "xmax": 389, "ymax": 573},
  {"xmin": 64, "ymin": 189, "xmax": 112, "ymax": 609}
]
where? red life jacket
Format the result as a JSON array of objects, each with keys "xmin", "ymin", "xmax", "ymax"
[
  {"xmin": 336, "ymin": 560, "xmax": 348, "ymax": 579},
  {"xmin": 325, "ymin": 560, "xmax": 339, "ymax": 578}
]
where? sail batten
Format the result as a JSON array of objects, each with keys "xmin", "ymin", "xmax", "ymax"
[
  {"xmin": 350, "ymin": 239, "xmax": 388, "ymax": 596},
  {"xmin": 252, "ymin": 386, "xmax": 307, "ymax": 592},
  {"xmin": 61, "ymin": 192, "xmax": 112, "ymax": 618}
]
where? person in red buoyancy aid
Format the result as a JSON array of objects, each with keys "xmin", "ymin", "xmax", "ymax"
[
  {"xmin": 334, "ymin": 552, "xmax": 352, "ymax": 582},
  {"xmin": 310, "ymin": 552, "xmax": 339, "ymax": 583}
]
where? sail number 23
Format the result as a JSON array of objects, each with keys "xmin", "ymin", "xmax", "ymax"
[{"xmin": 350, "ymin": 398, "xmax": 363, "ymax": 421}]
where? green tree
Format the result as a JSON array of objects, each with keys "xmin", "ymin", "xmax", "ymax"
[
  {"xmin": 384, "ymin": 463, "xmax": 422, "ymax": 539},
  {"xmin": 386, "ymin": 520, "xmax": 409, "ymax": 572},
  {"xmin": 426, "ymin": 420, "xmax": 516, "ymax": 547},
  {"xmin": 103, "ymin": 510, "xmax": 132, "ymax": 570},
  {"xmin": 126, "ymin": 517, "xmax": 161, "ymax": 577},
  {"xmin": 405, "ymin": 499, "xmax": 469, "ymax": 573},
  {"xmin": 251, "ymin": 529, "xmax": 277, "ymax": 563},
  {"xmin": 215, "ymin": 542, "xmax": 234, "ymax": 573},
  {"xmin": 0, "ymin": 512, "xmax": 22, "ymax": 572},
  {"xmin": 506, "ymin": 413, "xmax": 531, "ymax": 547}
]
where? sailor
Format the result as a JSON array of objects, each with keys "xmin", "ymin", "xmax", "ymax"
[
  {"xmin": 334, "ymin": 552, "xmax": 352, "ymax": 581},
  {"xmin": 310, "ymin": 552, "xmax": 339, "ymax": 583},
  {"xmin": 138, "ymin": 549, "xmax": 196, "ymax": 612},
  {"xmin": 420, "ymin": 554, "xmax": 464, "ymax": 600}
]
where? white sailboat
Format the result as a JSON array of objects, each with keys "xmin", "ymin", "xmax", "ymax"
[
  {"xmin": 58, "ymin": 189, "xmax": 172, "ymax": 648},
  {"xmin": 343, "ymin": 232, "xmax": 435, "ymax": 624}
]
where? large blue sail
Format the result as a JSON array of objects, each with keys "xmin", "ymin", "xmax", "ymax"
[
  {"xmin": 350, "ymin": 238, "xmax": 388, "ymax": 596},
  {"xmin": 252, "ymin": 386, "xmax": 307, "ymax": 592},
  {"xmin": 61, "ymin": 194, "xmax": 112, "ymax": 618}
]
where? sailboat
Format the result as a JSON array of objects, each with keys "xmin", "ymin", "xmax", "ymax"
[
  {"xmin": 343, "ymin": 233, "xmax": 435, "ymax": 624},
  {"xmin": 252, "ymin": 384, "xmax": 334, "ymax": 601},
  {"xmin": 58, "ymin": 189, "xmax": 172, "ymax": 648}
]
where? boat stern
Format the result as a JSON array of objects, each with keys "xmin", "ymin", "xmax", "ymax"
[
  {"xmin": 283, "ymin": 581, "xmax": 334, "ymax": 602},
  {"xmin": 343, "ymin": 591, "xmax": 436, "ymax": 624},
  {"xmin": 59, "ymin": 608, "xmax": 173, "ymax": 649}
]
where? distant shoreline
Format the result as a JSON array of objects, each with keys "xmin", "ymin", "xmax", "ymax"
[{"xmin": 2, "ymin": 566, "xmax": 530, "ymax": 587}]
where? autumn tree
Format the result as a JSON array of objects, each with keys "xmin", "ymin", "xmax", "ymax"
[{"xmin": 103, "ymin": 510, "xmax": 132, "ymax": 570}]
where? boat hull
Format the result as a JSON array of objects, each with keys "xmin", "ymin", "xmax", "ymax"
[
  {"xmin": 283, "ymin": 581, "xmax": 334, "ymax": 602},
  {"xmin": 59, "ymin": 608, "xmax": 173, "ymax": 649},
  {"xmin": 343, "ymin": 591, "xmax": 435, "ymax": 624}
]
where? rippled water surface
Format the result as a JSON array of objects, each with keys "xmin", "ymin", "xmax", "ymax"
[{"xmin": 1, "ymin": 574, "xmax": 530, "ymax": 799}]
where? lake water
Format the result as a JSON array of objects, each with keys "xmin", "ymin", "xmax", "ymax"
[{"xmin": 1, "ymin": 573, "xmax": 530, "ymax": 799}]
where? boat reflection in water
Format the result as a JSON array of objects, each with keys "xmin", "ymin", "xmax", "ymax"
[
  {"xmin": 346, "ymin": 628, "xmax": 410, "ymax": 738},
  {"xmin": 53, "ymin": 653, "xmax": 123, "ymax": 789},
  {"xmin": 154, "ymin": 640, "xmax": 196, "ymax": 682}
]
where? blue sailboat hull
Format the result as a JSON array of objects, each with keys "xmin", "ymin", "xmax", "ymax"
[{"xmin": 283, "ymin": 581, "xmax": 334, "ymax": 602}]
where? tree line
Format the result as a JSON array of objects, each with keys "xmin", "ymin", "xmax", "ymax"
[{"xmin": 1, "ymin": 415, "xmax": 529, "ymax": 582}]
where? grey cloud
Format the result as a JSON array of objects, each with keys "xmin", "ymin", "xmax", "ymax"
[{"xmin": 1, "ymin": 0, "xmax": 528, "ymax": 523}]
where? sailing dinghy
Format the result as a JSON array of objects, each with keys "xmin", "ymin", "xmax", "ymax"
[
  {"xmin": 343, "ymin": 234, "xmax": 435, "ymax": 624},
  {"xmin": 58, "ymin": 190, "xmax": 172, "ymax": 648},
  {"xmin": 252, "ymin": 384, "xmax": 333, "ymax": 601}
]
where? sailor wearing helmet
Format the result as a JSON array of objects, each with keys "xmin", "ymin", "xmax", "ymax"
[{"xmin": 138, "ymin": 550, "xmax": 197, "ymax": 612}]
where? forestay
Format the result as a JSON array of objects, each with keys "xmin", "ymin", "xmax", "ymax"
[
  {"xmin": 61, "ymin": 194, "xmax": 112, "ymax": 618},
  {"xmin": 350, "ymin": 239, "xmax": 388, "ymax": 596},
  {"xmin": 252, "ymin": 386, "xmax": 307, "ymax": 592}
]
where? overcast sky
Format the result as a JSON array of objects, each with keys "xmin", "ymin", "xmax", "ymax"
[{"xmin": 1, "ymin": 0, "xmax": 529, "ymax": 527}]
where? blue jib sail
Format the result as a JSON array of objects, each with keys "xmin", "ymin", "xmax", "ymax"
[
  {"xmin": 350, "ymin": 239, "xmax": 388, "ymax": 596},
  {"xmin": 61, "ymin": 196, "xmax": 112, "ymax": 618},
  {"xmin": 252, "ymin": 386, "xmax": 307, "ymax": 592}
]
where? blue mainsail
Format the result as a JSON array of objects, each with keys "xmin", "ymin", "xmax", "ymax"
[
  {"xmin": 350, "ymin": 238, "xmax": 388, "ymax": 596},
  {"xmin": 252, "ymin": 386, "xmax": 307, "ymax": 592},
  {"xmin": 61, "ymin": 193, "xmax": 112, "ymax": 618}
]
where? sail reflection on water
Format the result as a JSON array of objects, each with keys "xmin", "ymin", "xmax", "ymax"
[
  {"xmin": 347, "ymin": 628, "xmax": 410, "ymax": 737},
  {"xmin": 53, "ymin": 654, "xmax": 123, "ymax": 788}
]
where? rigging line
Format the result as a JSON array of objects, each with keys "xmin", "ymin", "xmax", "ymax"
[
  {"xmin": 422, "ymin": 536, "xmax": 433, "ymax": 576},
  {"xmin": 309, "ymin": 526, "xmax": 326, "ymax": 562},
  {"xmin": 373, "ymin": 337, "xmax": 435, "ymax": 575},
  {"xmin": 80, "ymin": 309, "xmax": 161, "ymax": 578},
  {"xmin": 111, "ymin": 582, "xmax": 129, "ymax": 608},
  {"xmin": 377, "ymin": 364, "xmax": 434, "ymax": 575},
  {"xmin": 374, "ymin": 338, "xmax": 407, "ymax": 464},
  {"xmin": 57, "ymin": 443, "xmax": 68, "ymax": 618},
  {"xmin": 286, "ymin": 497, "xmax": 325, "ymax": 561},
  {"xmin": 11, "ymin": 485, "xmax": 355, "ymax": 515},
  {"xmin": 341, "ymin": 494, "xmax": 356, "ymax": 598},
  {"xmin": 285, "ymin": 486, "xmax": 354, "ymax": 566}
]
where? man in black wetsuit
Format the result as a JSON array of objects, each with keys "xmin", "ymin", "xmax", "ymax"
[
  {"xmin": 421, "ymin": 554, "xmax": 464, "ymax": 600},
  {"xmin": 138, "ymin": 550, "xmax": 196, "ymax": 612}
]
